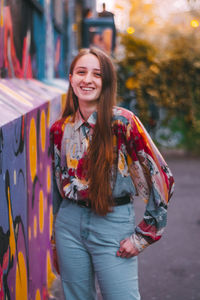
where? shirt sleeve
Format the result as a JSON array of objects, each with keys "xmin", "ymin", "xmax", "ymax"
[
  {"xmin": 50, "ymin": 122, "xmax": 64, "ymax": 216},
  {"xmin": 126, "ymin": 114, "xmax": 175, "ymax": 252}
]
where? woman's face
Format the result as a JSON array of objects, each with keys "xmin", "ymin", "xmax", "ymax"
[{"xmin": 69, "ymin": 53, "xmax": 102, "ymax": 105}]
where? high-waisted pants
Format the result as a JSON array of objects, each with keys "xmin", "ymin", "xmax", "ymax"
[{"xmin": 55, "ymin": 199, "xmax": 141, "ymax": 300}]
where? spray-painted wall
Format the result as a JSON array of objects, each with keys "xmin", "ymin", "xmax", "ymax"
[
  {"xmin": 0, "ymin": 79, "xmax": 67, "ymax": 299},
  {"xmin": 0, "ymin": 0, "xmax": 98, "ymax": 79},
  {"xmin": 0, "ymin": 0, "xmax": 67, "ymax": 79}
]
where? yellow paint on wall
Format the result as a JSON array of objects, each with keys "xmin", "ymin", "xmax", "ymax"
[
  {"xmin": 39, "ymin": 190, "xmax": 44, "ymax": 233},
  {"xmin": 47, "ymin": 165, "xmax": 51, "ymax": 193},
  {"xmin": 35, "ymin": 289, "xmax": 41, "ymax": 300},
  {"xmin": 29, "ymin": 226, "xmax": 31, "ymax": 240},
  {"xmin": 40, "ymin": 110, "xmax": 46, "ymax": 152},
  {"xmin": 29, "ymin": 118, "xmax": 37, "ymax": 182},
  {"xmin": 0, "ymin": 0, "xmax": 4, "ymax": 27},
  {"xmin": 34, "ymin": 216, "xmax": 37, "ymax": 238},
  {"xmin": 15, "ymin": 252, "xmax": 28, "ymax": 300},
  {"xmin": 46, "ymin": 250, "xmax": 56, "ymax": 291}
]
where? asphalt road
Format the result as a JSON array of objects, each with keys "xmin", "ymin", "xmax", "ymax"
[
  {"xmin": 136, "ymin": 156, "xmax": 200, "ymax": 300},
  {"xmin": 50, "ymin": 156, "xmax": 200, "ymax": 300}
]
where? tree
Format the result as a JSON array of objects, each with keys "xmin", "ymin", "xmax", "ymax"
[
  {"xmin": 128, "ymin": 0, "xmax": 161, "ymax": 41},
  {"xmin": 117, "ymin": 32, "xmax": 200, "ymax": 153}
]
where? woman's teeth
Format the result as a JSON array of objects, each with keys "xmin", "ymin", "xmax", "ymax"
[{"xmin": 81, "ymin": 87, "xmax": 94, "ymax": 91}]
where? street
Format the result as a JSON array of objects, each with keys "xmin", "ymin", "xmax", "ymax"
[
  {"xmin": 137, "ymin": 155, "xmax": 200, "ymax": 300},
  {"xmin": 51, "ymin": 156, "xmax": 200, "ymax": 300}
]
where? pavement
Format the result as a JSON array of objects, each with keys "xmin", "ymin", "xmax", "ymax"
[
  {"xmin": 50, "ymin": 156, "xmax": 200, "ymax": 300},
  {"xmin": 137, "ymin": 156, "xmax": 200, "ymax": 300}
]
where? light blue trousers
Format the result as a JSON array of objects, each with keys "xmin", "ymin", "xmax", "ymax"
[{"xmin": 55, "ymin": 199, "xmax": 140, "ymax": 300}]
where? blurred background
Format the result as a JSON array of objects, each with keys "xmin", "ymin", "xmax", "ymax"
[
  {"xmin": 0, "ymin": 0, "xmax": 200, "ymax": 299},
  {"xmin": 1, "ymin": 0, "xmax": 200, "ymax": 153}
]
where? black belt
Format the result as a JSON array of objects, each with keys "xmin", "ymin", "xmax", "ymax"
[{"xmin": 67, "ymin": 195, "xmax": 131, "ymax": 208}]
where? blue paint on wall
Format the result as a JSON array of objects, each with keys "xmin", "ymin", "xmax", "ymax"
[{"xmin": 33, "ymin": 11, "xmax": 46, "ymax": 79}]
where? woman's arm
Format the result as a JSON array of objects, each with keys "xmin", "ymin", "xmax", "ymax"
[
  {"xmin": 125, "ymin": 113, "xmax": 174, "ymax": 254},
  {"xmin": 50, "ymin": 122, "xmax": 64, "ymax": 216},
  {"xmin": 50, "ymin": 121, "xmax": 65, "ymax": 273}
]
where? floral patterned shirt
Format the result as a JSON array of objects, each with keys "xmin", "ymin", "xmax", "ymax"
[{"xmin": 50, "ymin": 106, "xmax": 174, "ymax": 252}]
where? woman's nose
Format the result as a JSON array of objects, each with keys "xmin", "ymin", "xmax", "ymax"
[{"xmin": 83, "ymin": 72, "xmax": 93, "ymax": 82}]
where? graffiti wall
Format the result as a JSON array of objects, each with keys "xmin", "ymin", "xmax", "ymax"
[
  {"xmin": 0, "ymin": 79, "xmax": 67, "ymax": 299},
  {"xmin": 0, "ymin": 0, "xmax": 67, "ymax": 79},
  {"xmin": 0, "ymin": 0, "xmax": 40, "ymax": 78}
]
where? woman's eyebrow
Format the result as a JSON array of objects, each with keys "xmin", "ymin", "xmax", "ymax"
[
  {"xmin": 75, "ymin": 66, "xmax": 86, "ymax": 70},
  {"xmin": 75, "ymin": 66, "xmax": 101, "ymax": 71}
]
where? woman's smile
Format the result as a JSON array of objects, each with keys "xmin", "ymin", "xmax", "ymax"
[{"xmin": 80, "ymin": 86, "xmax": 95, "ymax": 92}]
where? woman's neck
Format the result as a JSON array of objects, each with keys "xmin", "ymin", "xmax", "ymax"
[{"xmin": 78, "ymin": 101, "xmax": 97, "ymax": 121}]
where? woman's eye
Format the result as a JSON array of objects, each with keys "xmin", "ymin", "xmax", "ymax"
[{"xmin": 95, "ymin": 73, "xmax": 101, "ymax": 77}]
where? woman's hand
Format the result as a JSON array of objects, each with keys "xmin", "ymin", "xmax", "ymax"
[{"xmin": 117, "ymin": 237, "xmax": 139, "ymax": 258}]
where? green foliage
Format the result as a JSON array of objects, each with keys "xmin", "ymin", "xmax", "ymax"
[{"xmin": 117, "ymin": 33, "xmax": 200, "ymax": 154}]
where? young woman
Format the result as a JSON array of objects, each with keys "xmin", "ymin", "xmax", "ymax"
[{"xmin": 50, "ymin": 47, "xmax": 174, "ymax": 300}]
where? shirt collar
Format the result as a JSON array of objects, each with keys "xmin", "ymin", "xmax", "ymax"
[{"xmin": 74, "ymin": 109, "xmax": 97, "ymax": 131}]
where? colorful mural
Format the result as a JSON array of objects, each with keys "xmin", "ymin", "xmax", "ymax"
[
  {"xmin": 0, "ymin": 0, "xmax": 67, "ymax": 79},
  {"xmin": 0, "ymin": 0, "xmax": 37, "ymax": 78},
  {"xmin": 0, "ymin": 79, "xmax": 67, "ymax": 299},
  {"xmin": 0, "ymin": 116, "xmax": 28, "ymax": 300}
]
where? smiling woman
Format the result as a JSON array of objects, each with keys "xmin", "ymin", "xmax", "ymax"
[{"xmin": 50, "ymin": 47, "xmax": 174, "ymax": 300}]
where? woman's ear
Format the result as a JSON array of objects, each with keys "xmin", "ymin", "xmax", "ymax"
[{"xmin": 69, "ymin": 74, "xmax": 72, "ymax": 85}]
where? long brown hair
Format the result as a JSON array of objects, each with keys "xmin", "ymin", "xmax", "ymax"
[{"xmin": 62, "ymin": 48, "xmax": 117, "ymax": 215}]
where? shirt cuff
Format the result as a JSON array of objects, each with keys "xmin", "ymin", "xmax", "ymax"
[{"xmin": 129, "ymin": 233, "xmax": 150, "ymax": 253}]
